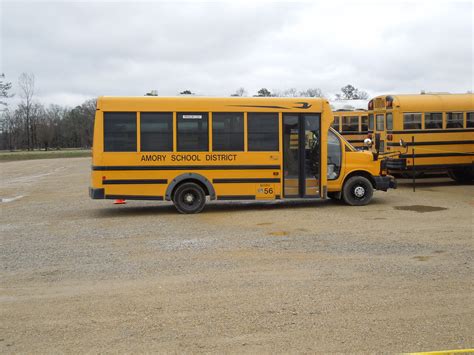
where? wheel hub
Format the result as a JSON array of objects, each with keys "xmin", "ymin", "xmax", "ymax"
[
  {"xmin": 354, "ymin": 186, "xmax": 365, "ymax": 198},
  {"xmin": 184, "ymin": 193, "xmax": 195, "ymax": 204}
]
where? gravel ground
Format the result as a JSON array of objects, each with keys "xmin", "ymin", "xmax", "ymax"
[{"xmin": 1, "ymin": 158, "xmax": 473, "ymax": 353}]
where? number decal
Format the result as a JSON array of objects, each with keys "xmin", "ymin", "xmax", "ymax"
[{"xmin": 263, "ymin": 187, "xmax": 274, "ymax": 194}]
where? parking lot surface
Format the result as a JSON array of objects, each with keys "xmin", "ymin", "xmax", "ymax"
[{"xmin": 1, "ymin": 158, "xmax": 473, "ymax": 353}]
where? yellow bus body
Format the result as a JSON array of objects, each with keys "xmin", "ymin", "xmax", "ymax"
[
  {"xmin": 368, "ymin": 94, "xmax": 474, "ymax": 180},
  {"xmin": 90, "ymin": 96, "xmax": 395, "ymax": 212}
]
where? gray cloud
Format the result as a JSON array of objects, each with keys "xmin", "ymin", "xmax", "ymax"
[{"xmin": 1, "ymin": 0, "xmax": 472, "ymax": 107}]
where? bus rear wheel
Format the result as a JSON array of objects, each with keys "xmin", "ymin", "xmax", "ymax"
[
  {"xmin": 173, "ymin": 182, "xmax": 206, "ymax": 214},
  {"xmin": 448, "ymin": 167, "xmax": 474, "ymax": 184},
  {"xmin": 342, "ymin": 176, "xmax": 374, "ymax": 206}
]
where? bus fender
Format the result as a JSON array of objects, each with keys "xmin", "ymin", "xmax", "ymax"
[{"xmin": 165, "ymin": 173, "xmax": 216, "ymax": 201}]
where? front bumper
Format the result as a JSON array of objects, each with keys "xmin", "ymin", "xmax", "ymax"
[
  {"xmin": 386, "ymin": 158, "xmax": 407, "ymax": 171},
  {"xmin": 373, "ymin": 175, "xmax": 397, "ymax": 191},
  {"xmin": 89, "ymin": 187, "xmax": 105, "ymax": 199}
]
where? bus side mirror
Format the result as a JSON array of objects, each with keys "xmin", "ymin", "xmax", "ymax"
[{"xmin": 399, "ymin": 139, "xmax": 407, "ymax": 147}]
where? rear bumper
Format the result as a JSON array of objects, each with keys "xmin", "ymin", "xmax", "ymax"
[
  {"xmin": 89, "ymin": 187, "xmax": 105, "ymax": 199},
  {"xmin": 373, "ymin": 176, "xmax": 397, "ymax": 191}
]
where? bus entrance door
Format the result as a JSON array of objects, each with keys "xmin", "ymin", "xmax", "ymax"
[{"xmin": 283, "ymin": 114, "xmax": 320, "ymax": 198}]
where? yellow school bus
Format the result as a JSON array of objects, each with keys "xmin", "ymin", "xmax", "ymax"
[
  {"xmin": 368, "ymin": 93, "xmax": 474, "ymax": 182},
  {"xmin": 331, "ymin": 110, "xmax": 369, "ymax": 149},
  {"xmin": 89, "ymin": 97, "xmax": 396, "ymax": 213}
]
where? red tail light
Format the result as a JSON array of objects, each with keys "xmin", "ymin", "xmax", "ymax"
[{"xmin": 387, "ymin": 134, "xmax": 393, "ymax": 141}]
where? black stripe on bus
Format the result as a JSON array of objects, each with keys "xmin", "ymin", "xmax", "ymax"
[
  {"xmin": 348, "ymin": 139, "xmax": 365, "ymax": 143},
  {"xmin": 389, "ymin": 128, "xmax": 474, "ymax": 134},
  {"xmin": 227, "ymin": 104, "xmax": 289, "ymax": 109},
  {"xmin": 103, "ymin": 179, "xmax": 168, "ymax": 185},
  {"xmin": 409, "ymin": 163, "xmax": 473, "ymax": 170},
  {"xmin": 93, "ymin": 165, "xmax": 281, "ymax": 171},
  {"xmin": 387, "ymin": 140, "xmax": 474, "ymax": 147},
  {"xmin": 213, "ymin": 178, "xmax": 280, "ymax": 183},
  {"xmin": 399, "ymin": 152, "xmax": 474, "ymax": 159},
  {"xmin": 386, "ymin": 162, "xmax": 473, "ymax": 171},
  {"xmin": 341, "ymin": 131, "xmax": 369, "ymax": 135},
  {"xmin": 217, "ymin": 195, "xmax": 256, "ymax": 200},
  {"xmin": 105, "ymin": 195, "xmax": 164, "ymax": 201}
]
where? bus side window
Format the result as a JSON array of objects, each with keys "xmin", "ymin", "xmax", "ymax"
[
  {"xmin": 342, "ymin": 116, "xmax": 358, "ymax": 132},
  {"xmin": 425, "ymin": 112, "xmax": 442, "ymax": 129},
  {"xmin": 368, "ymin": 114, "xmax": 374, "ymax": 131},
  {"xmin": 177, "ymin": 112, "xmax": 209, "ymax": 151},
  {"xmin": 104, "ymin": 112, "xmax": 137, "ymax": 152},
  {"xmin": 361, "ymin": 116, "xmax": 368, "ymax": 132},
  {"xmin": 212, "ymin": 112, "xmax": 244, "ymax": 151},
  {"xmin": 247, "ymin": 113, "xmax": 279, "ymax": 151},
  {"xmin": 403, "ymin": 113, "xmax": 422, "ymax": 130},
  {"xmin": 327, "ymin": 130, "xmax": 341, "ymax": 180},
  {"xmin": 386, "ymin": 113, "xmax": 393, "ymax": 130},
  {"xmin": 446, "ymin": 112, "xmax": 463, "ymax": 128},
  {"xmin": 467, "ymin": 112, "xmax": 474, "ymax": 128},
  {"xmin": 331, "ymin": 116, "xmax": 340, "ymax": 131},
  {"xmin": 141, "ymin": 112, "xmax": 173, "ymax": 152},
  {"xmin": 376, "ymin": 114, "xmax": 384, "ymax": 131}
]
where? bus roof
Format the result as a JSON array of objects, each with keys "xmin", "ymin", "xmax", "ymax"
[
  {"xmin": 372, "ymin": 93, "xmax": 473, "ymax": 112},
  {"xmin": 333, "ymin": 109, "xmax": 367, "ymax": 114},
  {"xmin": 330, "ymin": 99, "xmax": 368, "ymax": 111},
  {"xmin": 97, "ymin": 96, "xmax": 330, "ymax": 112}
]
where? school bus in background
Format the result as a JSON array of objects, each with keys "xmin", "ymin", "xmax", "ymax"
[
  {"xmin": 368, "ymin": 93, "xmax": 474, "ymax": 182},
  {"xmin": 331, "ymin": 109, "xmax": 369, "ymax": 149},
  {"xmin": 89, "ymin": 96, "xmax": 396, "ymax": 213}
]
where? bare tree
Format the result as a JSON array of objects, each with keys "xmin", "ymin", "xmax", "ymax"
[
  {"xmin": 230, "ymin": 87, "xmax": 247, "ymax": 97},
  {"xmin": 0, "ymin": 109, "xmax": 15, "ymax": 150},
  {"xmin": 0, "ymin": 73, "xmax": 13, "ymax": 108},
  {"xmin": 299, "ymin": 88, "xmax": 323, "ymax": 97},
  {"xmin": 18, "ymin": 73, "xmax": 36, "ymax": 150},
  {"xmin": 335, "ymin": 84, "xmax": 369, "ymax": 100},
  {"xmin": 283, "ymin": 88, "xmax": 299, "ymax": 97},
  {"xmin": 254, "ymin": 88, "xmax": 272, "ymax": 97},
  {"xmin": 0, "ymin": 74, "xmax": 14, "ymax": 149}
]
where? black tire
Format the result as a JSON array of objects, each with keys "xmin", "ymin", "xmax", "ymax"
[
  {"xmin": 448, "ymin": 167, "xmax": 474, "ymax": 184},
  {"xmin": 172, "ymin": 182, "xmax": 206, "ymax": 214},
  {"xmin": 342, "ymin": 176, "xmax": 374, "ymax": 206}
]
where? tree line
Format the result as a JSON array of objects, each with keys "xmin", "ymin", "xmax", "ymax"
[
  {"xmin": 0, "ymin": 73, "xmax": 95, "ymax": 151},
  {"xmin": 1, "ymin": 72, "xmax": 368, "ymax": 151},
  {"xmin": 146, "ymin": 85, "xmax": 368, "ymax": 99}
]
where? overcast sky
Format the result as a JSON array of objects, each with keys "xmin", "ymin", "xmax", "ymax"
[{"xmin": 1, "ymin": 0, "xmax": 472, "ymax": 107}]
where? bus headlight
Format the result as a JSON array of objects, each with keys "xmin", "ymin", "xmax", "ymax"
[{"xmin": 364, "ymin": 138, "xmax": 373, "ymax": 147}]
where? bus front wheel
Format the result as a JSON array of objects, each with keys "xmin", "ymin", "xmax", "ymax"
[
  {"xmin": 342, "ymin": 176, "xmax": 374, "ymax": 206},
  {"xmin": 172, "ymin": 182, "xmax": 206, "ymax": 214}
]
